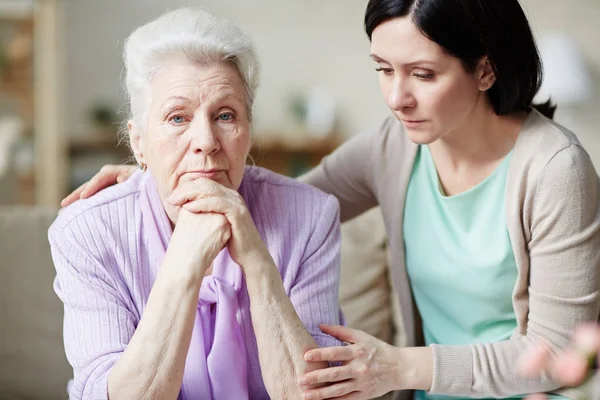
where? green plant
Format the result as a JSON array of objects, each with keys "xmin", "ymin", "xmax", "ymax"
[{"xmin": 88, "ymin": 102, "xmax": 117, "ymax": 129}]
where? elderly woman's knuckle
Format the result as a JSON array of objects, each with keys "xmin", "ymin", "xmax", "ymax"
[
  {"xmin": 355, "ymin": 363, "xmax": 368, "ymax": 375},
  {"xmin": 355, "ymin": 346, "xmax": 367, "ymax": 358},
  {"xmin": 330, "ymin": 369, "xmax": 340, "ymax": 379}
]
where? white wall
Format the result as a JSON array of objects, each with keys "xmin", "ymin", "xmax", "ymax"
[
  {"xmin": 521, "ymin": 0, "xmax": 600, "ymax": 169},
  {"xmin": 65, "ymin": 0, "xmax": 388, "ymax": 140},
  {"xmin": 65, "ymin": 0, "xmax": 600, "ymax": 166}
]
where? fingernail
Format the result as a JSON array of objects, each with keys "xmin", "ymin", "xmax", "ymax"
[
  {"xmin": 304, "ymin": 393, "xmax": 314, "ymax": 400},
  {"xmin": 305, "ymin": 353, "xmax": 314, "ymax": 361},
  {"xmin": 299, "ymin": 377, "xmax": 308, "ymax": 386}
]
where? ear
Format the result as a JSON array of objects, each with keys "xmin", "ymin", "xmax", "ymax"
[
  {"xmin": 128, "ymin": 120, "xmax": 145, "ymax": 166},
  {"xmin": 477, "ymin": 56, "xmax": 496, "ymax": 92}
]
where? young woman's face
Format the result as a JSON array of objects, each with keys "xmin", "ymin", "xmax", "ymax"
[{"xmin": 371, "ymin": 16, "xmax": 492, "ymax": 144}]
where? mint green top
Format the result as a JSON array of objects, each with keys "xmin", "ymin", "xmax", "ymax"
[
  {"xmin": 304, "ymin": 112, "xmax": 600, "ymax": 399},
  {"xmin": 405, "ymin": 146, "xmax": 563, "ymax": 400}
]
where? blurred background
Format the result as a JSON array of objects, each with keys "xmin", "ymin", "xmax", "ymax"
[
  {"xmin": 0, "ymin": 0, "xmax": 598, "ymax": 206},
  {"xmin": 0, "ymin": 0, "xmax": 599, "ymax": 399}
]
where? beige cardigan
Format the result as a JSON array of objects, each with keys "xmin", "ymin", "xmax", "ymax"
[{"xmin": 301, "ymin": 110, "xmax": 600, "ymax": 399}]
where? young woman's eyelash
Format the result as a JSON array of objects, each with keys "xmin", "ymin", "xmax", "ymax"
[
  {"xmin": 413, "ymin": 73, "xmax": 435, "ymax": 80},
  {"xmin": 375, "ymin": 67, "xmax": 393, "ymax": 73}
]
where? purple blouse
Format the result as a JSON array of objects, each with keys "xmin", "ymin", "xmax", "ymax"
[{"xmin": 49, "ymin": 166, "xmax": 342, "ymax": 400}]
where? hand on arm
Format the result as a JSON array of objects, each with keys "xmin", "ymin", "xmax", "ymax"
[{"xmin": 301, "ymin": 326, "xmax": 432, "ymax": 400}]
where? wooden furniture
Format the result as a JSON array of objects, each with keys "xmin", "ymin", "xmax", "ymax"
[
  {"xmin": 64, "ymin": 131, "xmax": 341, "ymax": 196},
  {"xmin": 0, "ymin": 0, "xmax": 66, "ymax": 206},
  {"xmin": 249, "ymin": 135, "xmax": 340, "ymax": 177},
  {"xmin": 0, "ymin": 11, "xmax": 35, "ymax": 204}
]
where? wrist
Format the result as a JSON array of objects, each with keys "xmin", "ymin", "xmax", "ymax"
[
  {"xmin": 161, "ymin": 248, "xmax": 209, "ymax": 285},
  {"xmin": 395, "ymin": 346, "xmax": 433, "ymax": 392},
  {"xmin": 242, "ymin": 258, "xmax": 282, "ymax": 295}
]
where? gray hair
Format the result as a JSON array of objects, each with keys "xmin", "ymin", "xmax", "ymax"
[{"xmin": 121, "ymin": 7, "xmax": 260, "ymax": 135}]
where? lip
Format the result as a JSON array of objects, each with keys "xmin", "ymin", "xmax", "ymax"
[
  {"xmin": 401, "ymin": 119, "xmax": 427, "ymax": 128},
  {"xmin": 182, "ymin": 169, "xmax": 225, "ymax": 180}
]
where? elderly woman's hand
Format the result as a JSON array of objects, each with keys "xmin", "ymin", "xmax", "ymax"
[
  {"xmin": 169, "ymin": 209, "xmax": 231, "ymax": 275},
  {"xmin": 300, "ymin": 324, "xmax": 403, "ymax": 400},
  {"xmin": 168, "ymin": 177, "xmax": 273, "ymax": 270}
]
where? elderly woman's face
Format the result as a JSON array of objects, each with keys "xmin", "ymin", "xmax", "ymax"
[{"xmin": 130, "ymin": 60, "xmax": 251, "ymax": 218}]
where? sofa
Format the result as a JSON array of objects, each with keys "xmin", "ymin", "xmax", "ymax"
[{"xmin": 0, "ymin": 206, "xmax": 403, "ymax": 399}]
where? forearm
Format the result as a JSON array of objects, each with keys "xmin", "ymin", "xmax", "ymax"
[
  {"xmin": 245, "ymin": 263, "xmax": 329, "ymax": 399},
  {"xmin": 108, "ymin": 257, "xmax": 204, "ymax": 400}
]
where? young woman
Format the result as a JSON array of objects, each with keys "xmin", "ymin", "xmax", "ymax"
[{"xmin": 62, "ymin": 1, "xmax": 600, "ymax": 399}]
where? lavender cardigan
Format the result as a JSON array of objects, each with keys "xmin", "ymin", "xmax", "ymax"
[{"xmin": 49, "ymin": 166, "xmax": 342, "ymax": 400}]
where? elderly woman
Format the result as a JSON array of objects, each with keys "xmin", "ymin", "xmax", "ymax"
[{"xmin": 49, "ymin": 7, "xmax": 342, "ymax": 400}]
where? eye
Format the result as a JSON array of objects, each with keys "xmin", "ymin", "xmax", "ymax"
[
  {"xmin": 375, "ymin": 67, "xmax": 394, "ymax": 75},
  {"xmin": 168, "ymin": 114, "xmax": 188, "ymax": 125},
  {"xmin": 217, "ymin": 112, "xmax": 235, "ymax": 122},
  {"xmin": 413, "ymin": 72, "xmax": 435, "ymax": 80}
]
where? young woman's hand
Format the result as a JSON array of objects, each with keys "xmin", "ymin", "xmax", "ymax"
[
  {"xmin": 61, "ymin": 164, "xmax": 137, "ymax": 207},
  {"xmin": 299, "ymin": 324, "xmax": 403, "ymax": 400}
]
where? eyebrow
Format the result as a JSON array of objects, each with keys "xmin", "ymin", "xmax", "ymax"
[
  {"xmin": 370, "ymin": 53, "xmax": 388, "ymax": 63},
  {"xmin": 162, "ymin": 95, "xmax": 193, "ymax": 106},
  {"xmin": 161, "ymin": 92, "xmax": 244, "ymax": 109},
  {"xmin": 369, "ymin": 53, "xmax": 437, "ymax": 68}
]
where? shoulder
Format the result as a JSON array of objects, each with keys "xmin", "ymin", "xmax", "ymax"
[
  {"xmin": 49, "ymin": 170, "xmax": 144, "ymax": 248},
  {"xmin": 512, "ymin": 110, "xmax": 596, "ymax": 180},
  {"xmin": 242, "ymin": 166, "xmax": 337, "ymax": 205},
  {"xmin": 509, "ymin": 111, "xmax": 599, "ymax": 221},
  {"xmin": 240, "ymin": 166, "xmax": 340, "ymax": 227}
]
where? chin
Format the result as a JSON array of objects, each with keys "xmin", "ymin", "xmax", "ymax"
[{"xmin": 404, "ymin": 128, "xmax": 440, "ymax": 145}]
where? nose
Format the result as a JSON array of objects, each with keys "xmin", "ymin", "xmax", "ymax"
[
  {"xmin": 190, "ymin": 118, "xmax": 220, "ymax": 155},
  {"xmin": 387, "ymin": 77, "xmax": 416, "ymax": 111}
]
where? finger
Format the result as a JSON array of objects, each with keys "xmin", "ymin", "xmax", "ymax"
[
  {"xmin": 303, "ymin": 381, "xmax": 355, "ymax": 400},
  {"xmin": 319, "ymin": 324, "xmax": 367, "ymax": 344},
  {"xmin": 80, "ymin": 166, "xmax": 123, "ymax": 198},
  {"xmin": 61, "ymin": 182, "xmax": 88, "ymax": 207},
  {"xmin": 182, "ymin": 197, "xmax": 237, "ymax": 216},
  {"xmin": 300, "ymin": 365, "xmax": 355, "ymax": 387},
  {"xmin": 333, "ymin": 392, "xmax": 364, "ymax": 400},
  {"xmin": 305, "ymin": 345, "xmax": 355, "ymax": 363},
  {"xmin": 169, "ymin": 179, "xmax": 223, "ymax": 205},
  {"xmin": 116, "ymin": 173, "xmax": 128, "ymax": 183}
]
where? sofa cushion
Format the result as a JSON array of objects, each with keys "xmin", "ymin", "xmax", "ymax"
[
  {"xmin": 339, "ymin": 207, "xmax": 404, "ymax": 345},
  {"xmin": 0, "ymin": 207, "xmax": 71, "ymax": 399}
]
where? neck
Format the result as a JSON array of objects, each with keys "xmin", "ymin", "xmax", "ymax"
[{"xmin": 429, "ymin": 101, "xmax": 526, "ymax": 169}]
